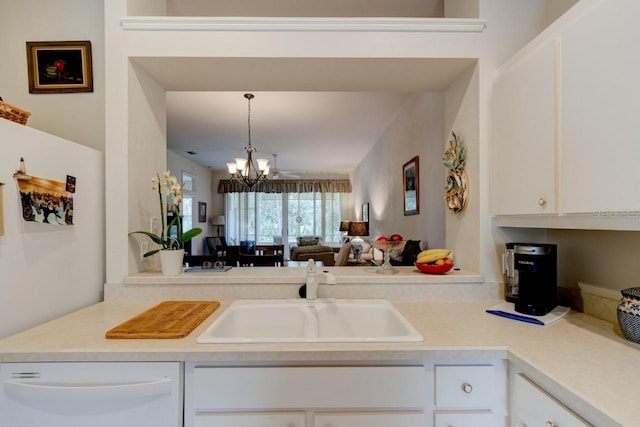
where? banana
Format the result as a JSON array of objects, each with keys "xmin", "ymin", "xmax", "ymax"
[{"xmin": 416, "ymin": 249, "xmax": 451, "ymax": 264}]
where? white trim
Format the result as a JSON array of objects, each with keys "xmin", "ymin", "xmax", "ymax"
[{"xmin": 120, "ymin": 16, "xmax": 487, "ymax": 33}]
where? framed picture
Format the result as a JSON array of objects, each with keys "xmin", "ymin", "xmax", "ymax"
[
  {"xmin": 198, "ymin": 202, "xmax": 207, "ymax": 223},
  {"xmin": 361, "ymin": 202, "xmax": 369, "ymax": 222},
  {"xmin": 403, "ymin": 156, "xmax": 420, "ymax": 216},
  {"xmin": 26, "ymin": 41, "xmax": 93, "ymax": 94}
]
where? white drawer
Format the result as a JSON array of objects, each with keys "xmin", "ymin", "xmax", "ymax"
[
  {"xmin": 514, "ymin": 374, "xmax": 592, "ymax": 427},
  {"xmin": 191, "ymin": 366, "xmax": 426, "ymax": 410},
  {"xmin": 194, "ymin": 412, "xmax": 305, "ymax": 427},
  {"xmin": 434, "ymin": 410, "xmax": 493, "ymax": 427},
  {"xmin": 315, "ymin": 411, "xmax": 424, "ymax": 427},
  {"xmin": 434, "ymin": 365, "xmax": 494, "ymax": 409}
]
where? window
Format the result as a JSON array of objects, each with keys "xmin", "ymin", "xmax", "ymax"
[
  {"xmin": 180, "ymin": 171, "xmax": 196, "ymax": 234},
  {"xmin": 225, "ymin": 191, "xmax": 342, "ymax": 247}
]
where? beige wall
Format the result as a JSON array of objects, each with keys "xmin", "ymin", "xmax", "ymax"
[
  {"xmin": 549, "ymin": 230, "xmax": 640, "ymax": 292},
  {"xmin": 0, "ymin": 0, "xmax": 105, "ymax": 152},
  {"xmin": 167, "ymin": 150, "xmax": 215, "ymax": 255},
  {"xmin": 352, "ymin": 93, "xmax": 446, "ymax": 250}
]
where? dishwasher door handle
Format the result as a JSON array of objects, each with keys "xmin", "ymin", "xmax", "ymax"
[{"xmin": 4, "ymin": 378, "xmax": 173, "ymax": 401}]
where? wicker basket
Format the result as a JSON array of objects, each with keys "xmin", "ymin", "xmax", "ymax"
[{"xmin": 0, "ymin": 100, "xmax": 31, "ymax": 125}]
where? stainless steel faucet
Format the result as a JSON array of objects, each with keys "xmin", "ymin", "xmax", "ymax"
[{"xmin": 305, "ymin": 259, "xmax": 336, "ymax": 300}]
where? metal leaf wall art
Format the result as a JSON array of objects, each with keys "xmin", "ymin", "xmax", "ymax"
[{"xmin": 443, "ymin": 132, "xmax": 469, "ymax": 214}]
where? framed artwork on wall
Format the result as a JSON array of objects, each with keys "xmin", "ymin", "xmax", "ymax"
[
  {"xmin": 198, "ymin": 201, "xmax": 207, "ymax": 223},
  {"xmin": 26, "ymin": 41, "xmax": 93, "ymax": 94},
  {"xmin": 403, "ymin": 156, "xmax": 419, "ymax": 216}
]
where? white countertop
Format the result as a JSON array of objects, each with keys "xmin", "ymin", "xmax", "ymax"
[
  {"xmin": 0, "ymin": 298, "xmax": 637, "ymax": 426},
  {"xmin": 124, "ymin": 265, "xmax": 483, "ymax": 285}
]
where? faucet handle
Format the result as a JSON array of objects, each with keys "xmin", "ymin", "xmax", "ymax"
[{"xmin": 306, "ymin": 258, "xmax": 316, "ymax": 275}]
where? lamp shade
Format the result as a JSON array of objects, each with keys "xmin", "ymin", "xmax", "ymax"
[
  {"xmin": 347, "ymin": 221, "xmax": 369, "ymax": 237},
  {"xmin": 211, "ymin": 215, "xmax": 225, "ymax": 226},
  {"xmin": 339, "ymin": 221, "xmax": 350, "ymax": 232}
]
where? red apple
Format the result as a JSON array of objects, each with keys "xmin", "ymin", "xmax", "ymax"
[
  {"xmin": 389, "ymin": 234, "xmax": 403, "ymax": 242},
  {"xmin": 376, "ymin": 236, "xmax": 389, "ymax": 242}
]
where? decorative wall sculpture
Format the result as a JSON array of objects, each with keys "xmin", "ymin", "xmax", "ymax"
[{"xmin": 443, "ymin": 132, "xmax": 469, "ymax": 214}]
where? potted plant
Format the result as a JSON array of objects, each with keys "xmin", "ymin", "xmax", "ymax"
[{"xmin": 129, "ymin": 171, "xmax": 202, "ymax": 275}]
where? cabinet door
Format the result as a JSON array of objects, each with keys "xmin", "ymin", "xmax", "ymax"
[
  {"xmin": 190, "ymin": 366, "xmax": 426, "ymax": 410},
  {"xmin": 315, "ymin": 411, "xmax": 424, "ymax": 427},
  {"xmin": 435, "ymin": 365, "xmax": 494, "ymax": 409},
  {"xmin": 492, "ymin": 39, "xmax": 557, "ymax": 215},
  {"xmin": 514, "ymin": 374, "xmax": 592, "ymax": 427},
  {"xmin": 194, "ymin": 412, "xmax": 305, "ymax": 427},
  {"xmin": 434, "ymin": 411, "xmax": 493, "ymax": 427},
  {"xmin": 560, "ymin": 0, "xmax": 640, "ymax": 214}
]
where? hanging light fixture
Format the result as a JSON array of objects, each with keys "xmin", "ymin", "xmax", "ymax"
[{"xmin": 226, "ymin": 93, "xmax": 270, "ymax": 189}]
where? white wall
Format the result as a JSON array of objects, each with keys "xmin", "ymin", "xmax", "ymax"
[
  {"xmin": 0, "ymin": 120, "xmax": 104, "ymax": 339},
  {"xmin": 0, "ymin": 0, "xmax": 105, "ymax": 152},
  {"xmin": 545, "ymin": 0, "xmax": 580, "ymax": 27},
  {"xmin": 168, "ymin": 150, "xmax": 214, "ymax": 255},
  {"xmin": 353, "ymin": 93, "xmax": 445, "ymax": 249}
]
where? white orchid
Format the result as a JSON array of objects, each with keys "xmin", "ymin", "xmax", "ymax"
[{"xmin": 130, "ymin": 171, "xmax": 202, "ymax": 256}]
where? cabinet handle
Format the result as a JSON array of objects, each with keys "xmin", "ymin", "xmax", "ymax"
[
  {"xmin": 461, "ymin": 382, "xmax": 473, "ymax": 393},
  {"xmin": 538, "ymin": 198, "xmax": 547, "ymax": 207},
  {"xmin": 545, "ymin": 422, "xmax": 557, "ymax": 427}
]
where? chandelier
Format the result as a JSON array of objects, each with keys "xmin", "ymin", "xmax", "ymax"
[{"xmin": 226, "ymin": 93, "xmax": 270, "ymax": 189}]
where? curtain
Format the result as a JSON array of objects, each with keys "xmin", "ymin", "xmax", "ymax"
[{"xmin": 218, "ymin": 179, "xmax": 352, "ymax": 194}]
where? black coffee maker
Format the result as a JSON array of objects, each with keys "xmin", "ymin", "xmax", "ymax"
[{"xmin": 504, "ymin": 243, "xmax": 557, "ymax": 316}]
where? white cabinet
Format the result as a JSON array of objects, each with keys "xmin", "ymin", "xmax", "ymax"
[
  {"xmin": 194, "ymin": 412, "xmax": 305, "ymax": 427},
  {"xmin": 512, "ymin": 373, "xmax": 592, "ymax": 427},
  {"xmin": 432, "ymin": 362, "xmax": 507, "ymax": 427},
  {"xmin": 315, "ymin": 411, "xmax": 424, "ymax": 427},
  {"xmin": 184, "ymin": 364, "xmax": 427, "ymax": 427},
  {"xmin": 186, "ymin": 361, "xmax": 506, "ymax": 427},
  {"xmin": 492, "ymin": 39, "xmax": 558, "ymax": 215},
  {"xmin": 491, "ymin": 0, "xmax": 640, "ymax": 226},
  {"xmin": 434, "ymin": 411, "xmax": 493, "ymax": 427},
  {"xmin": 560, "ymin": 0, "xmax": 640, "ymax": 214}
]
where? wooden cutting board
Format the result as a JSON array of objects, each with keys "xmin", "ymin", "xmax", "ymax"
[{"xmin": 106, "ymin": 301, "xmax": 220, "ymax": 339}]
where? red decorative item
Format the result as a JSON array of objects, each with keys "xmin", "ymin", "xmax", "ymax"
[{"xmin": 414, "ymin": 262, "xmax": 454, "ymax": 274}]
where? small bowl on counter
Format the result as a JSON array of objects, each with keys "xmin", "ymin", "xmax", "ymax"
[{"xmin": 414, "ymin": 262, "xmax": 454, "ymax": 274}]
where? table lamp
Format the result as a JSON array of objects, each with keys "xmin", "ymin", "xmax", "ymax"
[
  {"xmin": 211, "ymin": 215, "xmax": 225, "ymax": 236},
  {"xmin": 339, "ymin": 220, "xmax": 350, "ymax": 243},
  {"xmin": 348, "ymin": 221, "xmax": 369, "ymax": 264}
]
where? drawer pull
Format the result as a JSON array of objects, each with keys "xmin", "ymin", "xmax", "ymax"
[
  {"xmin": 538, "ymin": 198, "xmax": 547, "ymax": 207},
  {"xmin": 545, "ymin": 422, "xmax": 557, "ymax": 427},
  {"xmin": 461, "ymin": 382, "xmax": 473, "ymax": 393}
]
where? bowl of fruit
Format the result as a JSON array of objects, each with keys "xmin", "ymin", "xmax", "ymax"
[
  {"xmin": 369, "ymin": 235, "xmax": 405, "ymax": 274},
  {"xmin": 414, "ymin": 249, "xmax": 454, "ymax": 274}
]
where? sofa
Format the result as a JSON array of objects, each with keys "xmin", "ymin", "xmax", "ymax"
[{"xmin": 290, "ymin": 244, "xmax": 336, "ymax": 266}]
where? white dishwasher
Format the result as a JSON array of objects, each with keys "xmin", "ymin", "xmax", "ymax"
[{"xmin": 0, "ymin": 362, "xmax": 182, "ymax": 427}]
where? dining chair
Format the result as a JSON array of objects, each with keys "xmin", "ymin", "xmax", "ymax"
[{"xmin": 239, "ymin": 253, "xmax": 284, "ymax": 267}]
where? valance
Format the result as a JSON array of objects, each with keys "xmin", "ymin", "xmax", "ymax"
[{"xmin": 218, "ymin": 179, "xmax": 352, "ymax": 194}]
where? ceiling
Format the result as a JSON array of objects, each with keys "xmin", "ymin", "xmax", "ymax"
[{"xmin": 143, "ymin": 57, "xmax": 476, "ymax": 175}]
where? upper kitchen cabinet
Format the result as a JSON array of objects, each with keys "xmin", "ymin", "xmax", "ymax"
[
  {"xmin": 491, "ymin": 39, "xmax": 557, "ymax": 216},
  {"xmin": 491, "ymin": 0, "xmax": 640, "ymax": 229},
  {"xmin": 560, "ymin": 0, "xmax": 640, "ymax": 215}
]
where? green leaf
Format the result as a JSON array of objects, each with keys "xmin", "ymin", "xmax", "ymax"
[
  {"xmin": 179, "ymin": 227, "xmax": 203, "ymax": 243},
  {"xmin": 129, "ymin": 231, "xmax": 165, "ymax": 245},
  {"xmin": 143, "ymin": 249, "xmax": 160, "ymax": 257}
]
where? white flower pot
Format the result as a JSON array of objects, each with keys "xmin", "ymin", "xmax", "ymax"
[{"xmin": 159, "ymin": 249, "xmax": 184, "ymax": 276}]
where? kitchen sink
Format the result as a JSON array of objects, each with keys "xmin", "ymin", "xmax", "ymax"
[{"xmin": 196, "ymin": 299, "xmax": 424, "ymax": 343}]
